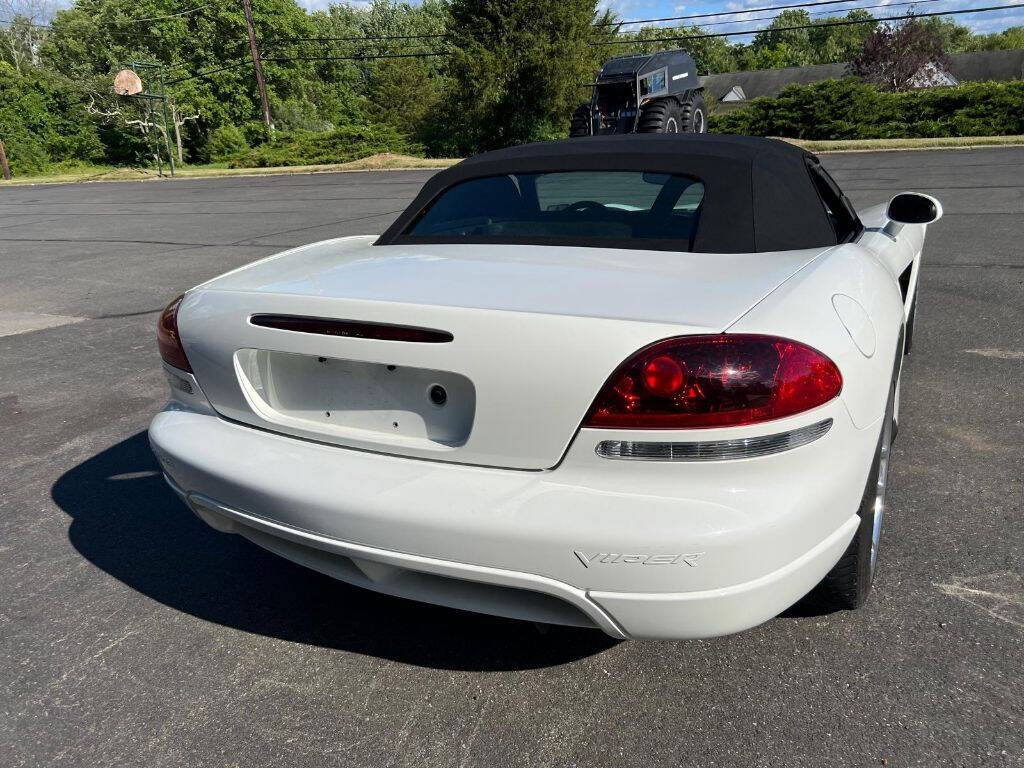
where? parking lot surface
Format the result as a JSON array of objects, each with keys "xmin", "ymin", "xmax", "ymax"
[{"xmin": 1, "ymin": 149, "xmax": 1021, "ymax": 767}]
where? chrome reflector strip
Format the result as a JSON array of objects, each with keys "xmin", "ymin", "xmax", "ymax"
[{"xmin": 595, "ymin": 418, "xmax": 833, "ymax": 461}]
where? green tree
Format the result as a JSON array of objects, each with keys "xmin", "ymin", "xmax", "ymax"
[
  {"xmin": 964, "ymin": 26, "xmax": 1024, "ymax": 51},
  {"xmin": 751, "ymin": 9, "xmax": 815, "ymax": 66},
  {"xmin": 919, "ymin": 17, "xmax": 974, "ymax": 53},
  {"xmin": 40, "ymin": 0, "xmax": 321, "ymax": 161},
  {"xmin": 614, "ymin": 24, "xmax": 739, "ymax": 74},
  {"xmin": 444, "ymin": 0, "xmax": 609, "ymax": 152},
  {"xmin": 0, "ymin": 61, "xmax": 105, "ymax": 174},
  {"xmin": 810, "ymin": 10, "xmax": 878, "ymax": 65},
  {"xmin": 369, "ymin": 55, "xmax": 443, "ymax": 136}
]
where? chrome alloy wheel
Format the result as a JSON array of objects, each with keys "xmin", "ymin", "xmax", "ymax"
[{"xmin": 871, "ymin": 384, "xmax": 896, "ymax": 573}]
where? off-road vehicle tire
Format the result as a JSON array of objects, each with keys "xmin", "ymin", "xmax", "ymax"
[
  {"xmin": 569, "ymin": 104, "xmax": 592, "ymax": 137},
  {"xmin": 638, "ymin": 98, "xmax": 684, "ymax": 133},
  {"xmin": 680, "ymin": 91, "xmax": 708, "ymax": 133}
]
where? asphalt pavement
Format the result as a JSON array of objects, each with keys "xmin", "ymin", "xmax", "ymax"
[{"xmin": 1, "ymin": 148, "xmax": 1021, "ymax": 767}]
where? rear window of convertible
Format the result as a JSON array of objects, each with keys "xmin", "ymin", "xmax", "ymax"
[{"xmin": 403, "ymin": 171, "xmax": 706, "ymax": 250}]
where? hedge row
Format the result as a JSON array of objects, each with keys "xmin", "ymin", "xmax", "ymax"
[
  {"xmin": 709, "ymin": 79, "xmax": 1024, "ymax": 139},
  {"xmin": 225, "ymin": 124, "xmax": 423, "ymax": 168}
]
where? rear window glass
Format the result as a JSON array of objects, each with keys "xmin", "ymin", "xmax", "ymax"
[{"xmin": 404, "ymin": 171, "xmax": 705, "ymax": 249}]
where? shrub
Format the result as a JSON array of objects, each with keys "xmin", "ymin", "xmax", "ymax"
[
  {"xmin": 241, "ymin": 121, "xmax": 271, "ymax": 147},
  {"xmin": 710, "ymin": 78, "xmax": 1024, "ymax": 139},
  {"xmin": 208, "ymin": 125, "xmax": 249, "ymax": 161},
  {"xmin": 227, "ymin": 123, "xmax": 423, "ymax": 168}
]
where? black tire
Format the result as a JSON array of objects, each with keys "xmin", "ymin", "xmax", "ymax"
[
  {"xmin": 680, "ymin": 91, "xmax": 708, "ymax": 134},
  {"xmin": 637, "ymin": 98, "xmax": 683, "ymax": 133},
  {"xmin": 904, "ymin": 292, "xmax": 917, "ymax": 354},
  {"xmin": 569, "ymin": 104, "xmax": 592, "ymax": 137},
  {"xmin": 802, "ymin": 381, "xmax": 896, "ymax": 611}
]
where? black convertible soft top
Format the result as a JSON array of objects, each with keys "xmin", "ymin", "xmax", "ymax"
[{"xmin": 376, "ymin": 134, "xmax": 850, "ymax": 253}]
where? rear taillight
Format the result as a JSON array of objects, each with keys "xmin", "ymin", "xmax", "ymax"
[
  {"xmin": 157, "ymin": 294, "xmax": 192, "ymax": 372},
  {"xmin": 584, "ymin": 335, "xmax": 841, "ymax": 429}
]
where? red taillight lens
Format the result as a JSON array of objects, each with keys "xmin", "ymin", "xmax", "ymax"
[
  {"xmin": 157, "ymin": 294, "xmax": 192, "ymax": 372},
  {"xmin": 585, "ymin": 335, "xmax": 842, "ymax": 429}
]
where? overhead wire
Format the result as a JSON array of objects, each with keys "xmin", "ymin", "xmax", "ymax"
[
  {"xmin": 591, "ymin": 3, "xmax": 1024, "ymax": 45},
  {"xmin": 598, "ymin": 0, "xmax": 972, "ymax": 26}
]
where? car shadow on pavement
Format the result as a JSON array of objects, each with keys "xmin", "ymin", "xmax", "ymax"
[{"xmin": 51, "ymin": 431, "xmax": 618, "ymax": 671}]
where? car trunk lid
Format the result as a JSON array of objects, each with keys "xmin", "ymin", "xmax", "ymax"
[{"xmin": 177, "ymin": 236, "xmax": 826, "ymax": 469}]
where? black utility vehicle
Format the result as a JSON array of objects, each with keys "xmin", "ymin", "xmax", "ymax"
[{"xmin": 570, "ymin": 49, "xmax": 707, "ymax": 137}]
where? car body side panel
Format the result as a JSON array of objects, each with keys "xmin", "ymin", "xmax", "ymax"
[{"xmin": 727, "ymin": 241, "xmax": 906, "ymax": 429}]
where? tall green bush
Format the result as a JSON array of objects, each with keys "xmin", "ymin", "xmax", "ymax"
[
  {"xmin": 208, "ymin": 125, "xmax": 249, "ymax": 161},
  {"xmin": 0, "ymin": 62, "xmax": 104, "ymax": 175},
  {"xmin": 711, "ymin": 79, "xmax": 1024, "ymax": 139}
]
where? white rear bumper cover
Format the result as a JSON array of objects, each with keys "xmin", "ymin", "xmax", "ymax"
[{"xmin": 149, "ymin": 405, "xmax": 874, "ymax": 640}]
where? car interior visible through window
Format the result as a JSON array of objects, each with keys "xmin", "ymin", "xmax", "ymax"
[{"xmin": 404, "ymin": 170, "xmax": 706, "ymax": 250}]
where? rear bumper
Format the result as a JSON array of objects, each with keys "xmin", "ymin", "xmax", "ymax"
[{"xmin": 149, "ymin": 404, "xmax": 876, "ymax": 640}]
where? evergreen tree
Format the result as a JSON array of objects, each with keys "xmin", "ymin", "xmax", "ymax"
[{"xmin": 444, "ymin": 0, "xmax": 609, "ymax": 152}]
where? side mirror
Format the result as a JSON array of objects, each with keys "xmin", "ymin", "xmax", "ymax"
[
  {"xmin": 887, "ymin": 193, "xmax": 943, "ymax": 225},
  {"xmin": 883, "ymin": 192, "xmax": 942, "ymax": 238}
]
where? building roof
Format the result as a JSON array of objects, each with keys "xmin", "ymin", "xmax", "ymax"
[
  {"xmin": 699, "ymin": 49, "xmax": 1024, "ymax": 110},
  {"xmin": 700, "ymin": 62, "xmax": 847, "ymax": 107},
  {"xmin": 377, "ymin": 134, "xmax": 842, "ymax": 254},
  {"xmin": 947, "ymin": 48, "xmax": 1024, "ymax": 82}
]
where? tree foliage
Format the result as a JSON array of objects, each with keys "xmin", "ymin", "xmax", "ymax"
[
  {"xmin": 0, "ymin": 61, "xmax": 104, "ymax": 173},
  {"xmin": 1, "ymin": 0, "xmax": 1023, "ymax": 176},
  {"xmin": 851, "ymin": 16, "xmax": 948, "ymax": 91},
  {"xmin": 443, "ymin": 0, "xmax": 610, "ymax": 153}
]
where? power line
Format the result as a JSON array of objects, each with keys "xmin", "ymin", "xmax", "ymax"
[
  {"xmin": 278, "ymin": 32, "xmax": 449, "ymax": 43},
  {"xmin": 165, "ymin": 48, "xmax": 451, "ymax": 84},
  {"xmin": 591, "ymin": 3, "xmax": 1024, "ymax": 45},
  {"xmin": 0, "ymin": 16, "xmax": 50, "ymax": 27},
  {"xmin": 165, "ymin": 57, "xmax": 252, "ymax": 84},
  {"xmin": 107, "ymin": 4, "xmax": 213, "ymax": 24},
  {"xmin": 1, "ymin": 3, "xmax": 212, "ymax": 28},
  {"xmin": 263, "ymin": 50, "xmax": 451, "ymax": 63},
  {"xmin": 659, "ymin": 0, "xmax": 950, "ymax": 30},
  {"xmin": 598, "ymin": 0, "xmax": 930, "ymax": 27}
]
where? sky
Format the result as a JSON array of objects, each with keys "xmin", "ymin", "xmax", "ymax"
[
  {"xmin": 288, "ymin": 0, "xmax": 1024, "ymax": 37},
  {"xmin": 596, "ymin": 0, "xmax": 1024, "ymax": 37},
  {"xmin": 24, "ymin": 0, "xmax": 1024, "ymax": 39}
]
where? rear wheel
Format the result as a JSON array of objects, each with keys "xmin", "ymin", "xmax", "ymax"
[
  {"xmin": 637, "ymin": 98, "xmax": 683, "ymax": 133},
  {"xmin": 680, "ymin": 91, "xmax": 708, "ymax": 134},
  {"xmin": 802, "ymin": 381, "xmax": 896, "ymax": 610},
  {"xmin": 569, "ymin": 104, "xmax": 592, "ymax": 137}
]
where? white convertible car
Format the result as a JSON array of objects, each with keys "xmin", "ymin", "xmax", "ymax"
[{"xmin": 149, "ymin": 135, "xmax": 941, "ymax": 640}]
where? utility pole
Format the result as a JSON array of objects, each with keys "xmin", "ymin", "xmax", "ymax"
[
  {"xmin": 241, "ymin": 0, "xmax": 273, "ymax": 131},
  {"xmin": 0, "ymin": 136, "xmax": 9, "ymax": 181}
]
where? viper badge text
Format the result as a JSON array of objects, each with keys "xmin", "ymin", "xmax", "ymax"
[{"xmin": 573, "ymin": 551, "xmax": 703, "ymax": 568}]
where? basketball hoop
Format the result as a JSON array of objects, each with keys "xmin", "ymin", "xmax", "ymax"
[{"xmin": 113, "ymin": 69, "xmax": 143, "ymax": 96}]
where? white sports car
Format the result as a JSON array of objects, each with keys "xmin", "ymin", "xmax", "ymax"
[{"xmin": 149, "ymin": 135, "xmax": 941, "ymax": 640}]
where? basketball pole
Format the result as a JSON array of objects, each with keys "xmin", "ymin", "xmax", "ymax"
[{"xmin": 158, "ymin": 66, "xmax": 175, "ymax": 177}]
